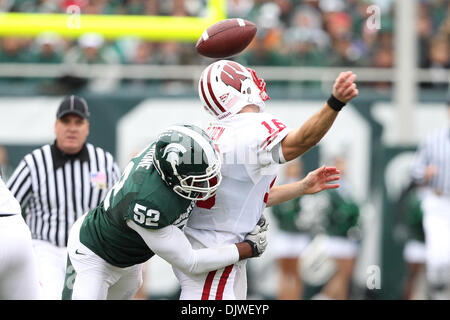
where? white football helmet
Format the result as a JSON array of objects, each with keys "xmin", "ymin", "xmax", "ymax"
[
  {"xmin": 198, "ymin": 60, "xmax": 270, "ymax": 120},
  {"xmin": 300, "ymin": 234, "xmax": 336, "ymax": 286}
]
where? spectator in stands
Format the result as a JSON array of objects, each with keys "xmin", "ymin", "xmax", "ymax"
[
  {"xmin": 0, "ymin": 37, "xmax": 31, "ymax": 84},
  {"xmin": 0, "ymin": 0, "xmax": 448, "ymax": 90},
  {"xmin": 227, "ymin": 0, "xmax": 254, "ymax": 19},
  {"xmin": 351, "ymin": 23, "xmax": 379, "ymax": 67},
  {"xmin": 82, "ymin": 0, "xmax": 113, "ymax": 14},
  {"xmin": 240, "ymin": 29, "xmax": 290, "ymax": 66},
  {"xmin": 370, "ymin": 43, "xmax": 394, "ymax": 91},
  {"xmin": 121, "ymin": 40, "xmax": 160, "ymax": 88},
  {"xmin": 127, "ymin": 40, "xmax": 157, "ymax": 65},
  {"xmin": 283, "ymin": 3, "xmax": 330, "ymax": 67},
  {"xmin": 63, "ymin": 33, "xmax": 121, "ymax": 91},
  {"xmin": 64, "ymin": 33, "xmax": 121, "ymax": 65},
  {"xmin": 417, "ymin": 1, "xmax": 433, "ymax": 69},
  {"xmin": 324, "ymin": 11, "xmax": 353, "ymax": 43},
  {"xmin": 423, "ymin": 35, "xmax": 449, "ymax": 89},
  {"xmin": 0, "ymin": 38, "xmax": 27, "ymax": 63},
  {"xmin": 327, "ymin": 34, "xmax": 361, "ymax": 67},
  {"xmin": 31, "ymin": 32, "xmax": 64, "ymax": 64},
  {"xmin": 35, "ymin": 0, "xmax": 61, "ymax": 13},
  {"xmin": 157, "ymin": 42, "xmax": 182, "ymax": 65},
  {"xmin": 21, "ymin": 32, "xmax": 65, "ymax": 87},
  {"xmin": 121, "ymin": 0, "xmax": 146, "ymax": 15}
]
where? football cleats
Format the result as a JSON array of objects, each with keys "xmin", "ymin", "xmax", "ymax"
[
  {"xmin": 154, "ymin": 124, "xmax": 222, "ymax": 201},
  {"xmin": 198, "ymin": 60, "xmax": 270, "ymax": 120}
]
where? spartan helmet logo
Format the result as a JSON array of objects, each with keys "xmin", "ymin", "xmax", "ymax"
[{"xmin": 163, "ymin": 143, "xmax": 187, "ymax": 166}]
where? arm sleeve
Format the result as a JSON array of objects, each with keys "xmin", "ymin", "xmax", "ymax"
[{"xmin": 126, "ymin": 220, "xmax": 240, "ymax": 274}]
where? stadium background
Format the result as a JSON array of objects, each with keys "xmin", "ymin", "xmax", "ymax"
[{"xmin": 0, "ymin": 0, "xmax": 448, "ymax": 300}]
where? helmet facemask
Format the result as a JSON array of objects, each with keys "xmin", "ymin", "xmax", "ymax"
[
  {"xmin": 154, "ymin": 125, "xmax": 223, "ymax": 201},
  {"xmin": 172, "ymin": 159, "xmax": 222, "ymax": 201},
  {"xmin": 247, "ymin": 67, "xmax": 270, "ymax": 102}
]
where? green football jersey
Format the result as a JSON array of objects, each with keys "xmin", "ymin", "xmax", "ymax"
[
  {"xmin": 323, "ymin": 189, "xmax": 360, "ymax": 238},
  {"xmin": 79, "ymin": 143, "xmax": 196, "ymax": 268},
  {"xmin": 271, "ymin": 197, "xmax": 308, "ymax": 233}
]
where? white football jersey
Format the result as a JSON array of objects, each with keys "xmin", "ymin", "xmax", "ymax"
[
  {"xmin": 0, "ymin": 176, "xmax": 21, "ymax": 215},
  {"xmin": 184, "ymin": 112, "xmax": 290, "ymax": 246}
]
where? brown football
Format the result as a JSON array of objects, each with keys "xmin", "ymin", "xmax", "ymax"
[{"xmin": 196, "ymin": 18, "xmax": 257, "ymax": 59}]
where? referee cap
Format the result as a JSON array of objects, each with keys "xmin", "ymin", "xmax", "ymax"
[{"xmin": 57, "ymin": 95, "xmax": 90, "ymax": 119}]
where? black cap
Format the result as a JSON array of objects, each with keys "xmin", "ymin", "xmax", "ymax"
[{"xmin": 56, "ymin": 95, "xmax": 90, "ymax": 119}]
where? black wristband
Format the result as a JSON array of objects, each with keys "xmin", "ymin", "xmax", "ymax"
[
  {"xmin": 243, "ymin": 240, "xmax": 259, "ymax": 257},
  {"xmin": 327, "ymin": 94, "xmax": 346, "ymax": 111}
]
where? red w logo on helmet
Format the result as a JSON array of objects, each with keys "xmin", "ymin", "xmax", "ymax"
[{"xmin": 220, "ymin": 61, "xmax": 248, "ymax": 92}]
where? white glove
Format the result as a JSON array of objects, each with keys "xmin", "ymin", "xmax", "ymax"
[
  {"xmin": 257, "ymin": 214, "xmax": 269, "ymax": 232},
  {"xmin": 244, "ymin": 215, "xmax": 269, "ymax": 257}
]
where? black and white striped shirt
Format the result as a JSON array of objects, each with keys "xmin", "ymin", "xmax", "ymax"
[
  {"xmin": 411, "ymin": 127, "xmax": 450, "ymax": 195},
  {"xmin": 6, "ymin": 142, "xmax": 120, "ymax": 247}
]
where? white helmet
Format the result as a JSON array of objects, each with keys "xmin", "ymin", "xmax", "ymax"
[
  {"xmin": 300, "ymin": 234, "xmax": 336, "ymax": 286},
  {"xmin": 198, "ymin": 60, "xmax": 270, "ymax": 120}
]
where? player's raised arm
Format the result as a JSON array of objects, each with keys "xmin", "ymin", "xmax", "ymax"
[
  {"xmin": 266, "ymin": 166, "xmax": 340, "ymax": 207},
  {"xmin": 281, "ymin": 71, "xmax": 359, "ymax": 162}
]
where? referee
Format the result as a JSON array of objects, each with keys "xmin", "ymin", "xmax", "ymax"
[
  {"xmin": 7, "ymin": 95, "xmax": 120, "ymax": 299},
  {"xmin": 411, "ymin": 99, "xmax": 450, "ymax": 299}
]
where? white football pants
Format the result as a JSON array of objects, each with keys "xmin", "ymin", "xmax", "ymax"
[
  {"xmin": 173, "ymin": 234, "xmax": 247, "ymax": 300},
  {"xmin": 66, "ymin": 213, "xmax": 143, "ymax": 300},
  {"xmin": 0, "ymin": 214, "xmax": 41, "ymax": 299},
  {"xmin": 32, "ymin": 239, "xmax": 68, "ymax": 299},
  {"xmin": 422, "ymin": 191, "xmax": 450, "ymax": 298}
]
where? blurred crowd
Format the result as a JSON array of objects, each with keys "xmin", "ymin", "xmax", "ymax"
[
  {"xmin": 268, "ymin": 157, "xmax": 363, "ymax": 300},
  {"xmin": 0, "ymin": 0, "xmax": 448, "ymax": 90}
]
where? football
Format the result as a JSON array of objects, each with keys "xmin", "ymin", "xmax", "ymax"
[{"xmin": 196, "ymin": 18, "xmax": 257, "ymax": 59}]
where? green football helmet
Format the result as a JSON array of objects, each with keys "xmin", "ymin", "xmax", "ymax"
[{"xmin": 154, "ymin": 124, "xmax": 222, "ymax": 201}]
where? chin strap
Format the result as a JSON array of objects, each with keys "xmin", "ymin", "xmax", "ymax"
[{"xmin": 247, "ymin": 68, "xmax": 270, "ymax": 102}]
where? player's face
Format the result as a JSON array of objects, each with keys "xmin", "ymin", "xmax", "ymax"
[{"xmin": 54, "ymin": 114, "xmax": 89, "ymax": 154}]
